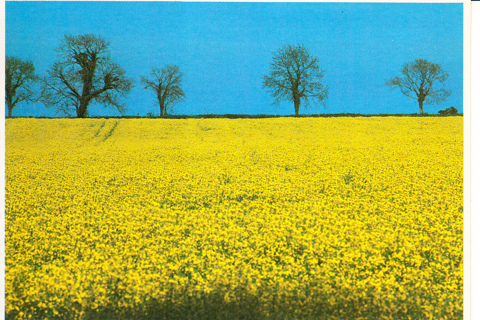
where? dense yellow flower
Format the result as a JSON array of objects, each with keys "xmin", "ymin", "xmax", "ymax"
[{"xmin": 5, "ymin": 117, "xmax": 463, "ymax": 319}]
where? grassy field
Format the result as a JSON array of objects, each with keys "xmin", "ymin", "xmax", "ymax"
[{"xmin": 5, "ymin": 117, "xmax": 463, "ymax": 319}]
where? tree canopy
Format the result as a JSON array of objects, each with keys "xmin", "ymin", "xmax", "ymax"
[
  {"xmin": 263, "ymin": 44, "xmax": 328, "ymax": 116},
  {"xmin": 40, "ymin": 34, "xmax": 134, "ymax": 118},
  {"xmin": 385, "ymin": 59, "xmax": 450, "ymax": 114}
]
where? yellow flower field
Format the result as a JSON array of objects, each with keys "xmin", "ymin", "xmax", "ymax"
[{"xmin": 5, "ymin": 117, "xmax": 463, "ymax": 319}]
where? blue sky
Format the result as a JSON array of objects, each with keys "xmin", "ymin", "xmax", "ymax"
[{"xmin": 5, "ymin": 1, "xmax": 463, "ymax": 117}]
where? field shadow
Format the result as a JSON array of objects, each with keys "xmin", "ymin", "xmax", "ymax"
[{"xmin": 5, "ymin": 284, "xmax": 455, "ymax": 320}]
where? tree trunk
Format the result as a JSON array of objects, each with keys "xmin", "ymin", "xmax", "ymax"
[
  {"xmin": 159, "ymin": 101, "xmax": 165, "ymax": 117},
  {"xmin": 76, "ymin": 55, "xmax": 97, "ymax": 118},
  {"xmin": 418, "ymin": 98, "xmax": 424, "ymax": 115},
  {"xmin": 294, "ymin": 94, "xmax": 301, "ymax": 116},
  {"xmin": 417, "ymin": 89, "xmax": 426, "ymax": 115},
  {"xmin": 77, "ymin": 99, "xmax": 90, "ymax": 118},
  {"xmin": 158, "ymin": 93, "xmax": 165, "ymax": 117},
  {"xmin": 6, "ymin": 97, "xmax": 13, "ymax": 117}
]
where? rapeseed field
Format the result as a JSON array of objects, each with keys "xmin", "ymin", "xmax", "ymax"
[{"xmin": 5, "ymin": 117, "xmax": 463, "ymax": 319}]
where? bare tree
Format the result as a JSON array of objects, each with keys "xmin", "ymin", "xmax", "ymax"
[
  {"xmin": 5, "ymin": 56, "xmax": 38, "ymax": 117},
  {"xmin": 385, "ymin": 59, "xmax": 451, "ymax": 114},
  {"xmin": 263, "ymin": 44, "xmax": 328, "ymax": 116},
  {"xmin": 141, "ymin": 65, "xmax": 185, "ymax": 116},
  {"xmin": 40, "ymin": 34, "xmax": 134, "ymax": 118}
]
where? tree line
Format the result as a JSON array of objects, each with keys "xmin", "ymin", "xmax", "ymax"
[{"xmin": 6, "ymin": 34, "xmax": 453, "ymax": 118}]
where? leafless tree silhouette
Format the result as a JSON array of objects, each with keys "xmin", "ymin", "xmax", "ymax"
[
  {"xmin": 263, "ymin": 44, "xmax": 328, "ymax": 116},
  {"xmin": 141, "ymin": 65, "xmax": 185, "ymax": 116},
  {"xmin": 5, "ymin": 56, "xmax": 38, "ymax": 117},
  {"xmin": 386, "ymin": 59, "xmax": 450, "ymax": 114},
  {"xmin": 40, "ymin": 34, "xmax": 134, "ymax": 118}
]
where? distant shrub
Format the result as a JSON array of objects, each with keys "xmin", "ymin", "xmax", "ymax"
[{"xmin": 438, "ymin": 107, "xmax": 458, "ymax": 115}]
